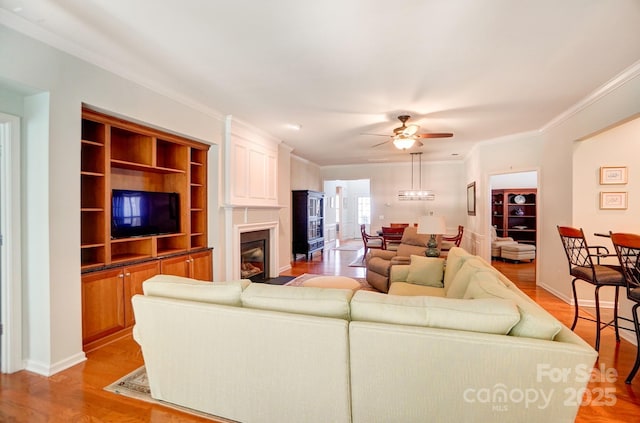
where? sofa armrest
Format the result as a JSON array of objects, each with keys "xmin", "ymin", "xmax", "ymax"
[
  {"xmin": 367, "ymin": 249, "xmax": 397, "ymax": 261},
  {"xmin": 390, "ymin": 256, "xmax": 411, "ymax": 266}
]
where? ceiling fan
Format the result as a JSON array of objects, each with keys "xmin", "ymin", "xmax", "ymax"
[{"xmin": 367, "ymin": 115, "xmax": 453, "ymax": 150}]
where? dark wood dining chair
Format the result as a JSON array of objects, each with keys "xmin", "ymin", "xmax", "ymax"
[
  {"xmin": 381, "ymin": 226, "xmax": 405, "ymax": 251},
  {"xmin": 361, "ymin": 224, "xmax": 385, "ymax": 258},
  {"xmin": 443, "ymin": 225, "xmax": 464, "ymax": 247},
  {"xmin": 610, "ymin": 232, "xmax": 640, "ymax": 384},
  {"xmin": 557, "ymin": 226, "xmax": 625, "ymax": 351}
]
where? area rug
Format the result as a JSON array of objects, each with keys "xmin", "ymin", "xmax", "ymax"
[
  {"xmin": 265, "ymin": 275, "xmax": 296, "ymax": 285},
  {"xmin": 332, "ymin": 244, "xmax": 362, "ymax": 251},
  {"xmin": 284, "ymin": 273, "xmax": 375, "ymax": 291},
  {"xmin": 348, "ymin": 255, "xmax": 365, "ymax": 267},
  {"xmin": 104, "ymin": 366, "xmax": 236, "ymax": 422}
]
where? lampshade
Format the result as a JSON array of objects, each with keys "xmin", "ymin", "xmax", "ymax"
[
  {"xmin": 392, "ymin": 135, "xmax": 415, "ymax": 150},
  {"xmin": 417, "ymin": 215, "xmax": 447, "ymax": 235}
]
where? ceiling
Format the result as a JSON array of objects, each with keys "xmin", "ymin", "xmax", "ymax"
[{"xmin": 1, "ymin": 0, "xmax": 639, "ymax": 165}]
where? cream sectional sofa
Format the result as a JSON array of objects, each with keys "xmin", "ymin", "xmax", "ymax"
[{"xmin": 132, "ymin": 247, "xmax": 597, "ymax": 423}]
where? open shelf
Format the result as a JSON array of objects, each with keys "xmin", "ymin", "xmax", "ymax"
[
  {"xmin": 111, "ymin": 159, "xmax": 186, "ymax": 174},
  {"xmin": 81, "ymin": 108, "xmax": 212, "ymax": 351},
  {"xmin": 81, "ymin": 245, "xmax": 106, "ymax": 269},
  {"xmin": 82, "ymin": 119, "xmax": 106, "ymax": 145},
  {"xmin": 492, "ymin": 188, "xmax": 537, "ymax": 245},
  {"xmin": 82, "ymin": 108, "xmax": 210, "ymax": 270}
]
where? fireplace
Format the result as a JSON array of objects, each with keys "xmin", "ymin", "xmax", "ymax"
[{"xmin": 240, "ymin": 230, "xmax": 270, "ymax": 282}]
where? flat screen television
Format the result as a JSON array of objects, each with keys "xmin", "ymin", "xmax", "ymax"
[{"xmin": 111, "ymin": 189, "xmax": 180, "ymax": 239}]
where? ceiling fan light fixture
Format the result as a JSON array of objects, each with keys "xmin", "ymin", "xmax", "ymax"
[
  {"xmin": 393, "ymin": 135, "xmax": 415, "ymax": 150},
  {"xmin": 402, "ymin": 124, "xmax": 419, "ymax": 136}
]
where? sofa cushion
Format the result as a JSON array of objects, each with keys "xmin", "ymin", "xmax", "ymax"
[
  {"xmin": 396, "ymin": 243, "xmax": 427, "ymax": 258},
  {"xmin": 241, "ymin": 283, "xmax": 353, "ymax": 320},
  {"xmin": 143, "ymin": 275, "xmax": 250, "ymax": 306},
  {"xmin": 445, "ymin": 258, "xmax": 496, "ymax": 299},
  {"xmin": 406, "ymin": 255, "xmax": 445, "ymax": 287},
  {"xmin": 463, "ymin": 273, "xmax": 563, "ymax": 340},
  {"xmin": 388, "ymin": 282, "xmax": 445, "ymax": 297},
  {"xmin": 399, "ymin": 226, "xmax": 429, "ymax": 246},
  {"xmin": 350, "ymin": 291, "xmax": 520, "ymax": 335},
  {"xmin": 442, "ymin": 247, "xmax": 474, "ymax": 294},
  {"xmin": 390, "ymin": 264, "xmax": 410, "ymax": 282}
]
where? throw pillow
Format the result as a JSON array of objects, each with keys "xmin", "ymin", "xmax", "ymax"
[
  {"xmin": 445, "ymin": 257, "xmax": 497, "ymax": 298},
  {"xmin": 406, "ymin": 255, "xmax": 445, "ymax": 287},
  {"xmin": 442, "ymin": 247, "xmax": 474, "ymax": 294},
  {"xmin": 463, "ymin": 273, "xmax": 563, "ymax": 340},
  {"xmin": 350, "ymin": 291, "xmax": 520, "ymax": 335}
]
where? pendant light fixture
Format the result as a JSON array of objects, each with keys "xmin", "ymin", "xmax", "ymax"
[{"xmin": 398, "ymin": 152, "xmax": 435, "ymax": 201}]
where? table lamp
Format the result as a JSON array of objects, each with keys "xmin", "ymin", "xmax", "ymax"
[{"xmin": 417, "ymin": 215, "xmax": 447, "ymax": 257}]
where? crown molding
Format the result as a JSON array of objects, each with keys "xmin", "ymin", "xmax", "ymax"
[
  {"xmin": 540, "ymin": 59, "xmax": 640, "ymax": 132},
  {"xmin": 0, "ymin": 9, "xmax": 224, "ymax": 121}
]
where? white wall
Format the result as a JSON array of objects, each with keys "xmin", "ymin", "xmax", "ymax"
[
  {"xmin": 321, "ymin": 161, "xmax": 466, "ymax": 236},
  {"xmin": 572, "ymin": 116, "xmax": 640, "ymax": 342},
  {"xmin": 290, "ymin": 155, "xmax": 322, "ymax": 191},
  {"xmin": 0, "ymin": 24, "xmax": 223, "ymax": 375},
  {"xmin": 537, "ymin": 70, "xmax": 640, "ymax": 305},
  {"xmin": 465, "ymin": 64, "xmax": 640, "ymax": 317},
  {"xmin": 573, "ymin": 117, "xmax": 640, "ymax": 234},
  {"xmin": 462, "ymin": 134, "xmax": 542, "ymax": 257},
  {"xmin": 491, "ymin": 171, "xmax": 537, "ymax": 189}
]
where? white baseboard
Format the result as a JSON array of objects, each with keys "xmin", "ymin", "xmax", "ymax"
[
  {"xmin": 24, "ymin": 352, "xmax": 86, "ymax": 376},
  {"xmin": 279, "ymin": 264, "xmax": 292, "ymax": 274},
  {"xmin": 538, "ymin": 282, "xmax": 573, "ymax": 304},
  {"xmin": 538, "ymin": 282, "xmax": 637, "ymax": 346}
]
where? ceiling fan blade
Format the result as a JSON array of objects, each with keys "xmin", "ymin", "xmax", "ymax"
[
  {"xmin": 419, "ymin": 132, "xmax": 454, "ymax": 138},
  {"xmin": 371, "ymin": 139, "xmax": 391, "ymax": 148},
  {"xmin": 415, "ymin": 140, "xmax": 424, "ymax": 147},
  {"xmin": 361, "ymin": 132, "xmax": 392, "ymax": 137}
]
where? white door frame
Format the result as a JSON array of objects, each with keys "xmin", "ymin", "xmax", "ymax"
[{"xmin": 0, "ymin": 112, "xmax": 23, "ymax": 373}]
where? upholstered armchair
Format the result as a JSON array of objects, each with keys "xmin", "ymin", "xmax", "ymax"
[
  {"xmin": 490, "ymin": 226, "xmax": 518, "ymax": 258},
  {"xmin": 365, "ymin": 226, "xmax": 431, "ymax": 293}
]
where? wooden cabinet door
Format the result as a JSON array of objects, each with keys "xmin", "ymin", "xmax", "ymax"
[
  {"xmin": 160, "ymin": 254, "xmax": 191, "ymax": 277},
  {"xmin": 81, "ymin": 268, "xmax": 125, "ymax": 345},
  {"xmin": 190, "ymin": 250, "xmax": 213, "ymax": 281},
  {"xmin": 123, "ymin": 261, "xmax": 160, "ymax": 327}
]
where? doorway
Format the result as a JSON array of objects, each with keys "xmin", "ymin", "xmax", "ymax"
[
  {"xmin": 0, "ymin": 112, "xmax": 22, "ymax": 373},
  {"xmin": 489, "ymin": 170, "xmax": 539, "ymax": 278},
  {"xmin": 323, "ymin": 179, "xmax": 371, "ymax": 241}
]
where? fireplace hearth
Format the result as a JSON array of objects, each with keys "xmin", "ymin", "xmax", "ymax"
[{"xmin": 240, "ymin": 230, "xmax": 270, "ymax": 282}]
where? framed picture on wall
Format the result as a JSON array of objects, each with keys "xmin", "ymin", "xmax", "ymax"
[
  {"xmin": 599, "ymin": 166, "xmax": 627, "ymax": 185},
  {"xmin": 467, "ymin": 182, "xmax": 476, "ymax": 216},
  {"xmin": 600, "ymin": 192, "xmax": 628, "ymax": 210}
]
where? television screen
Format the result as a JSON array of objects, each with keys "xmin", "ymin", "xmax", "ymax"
[{"xmin": 111, "ymin": 190, "xmax": 180, "ymax": 239}]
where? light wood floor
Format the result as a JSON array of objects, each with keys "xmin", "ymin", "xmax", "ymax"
[{"xmin": 1, "ymin": 240, "xmax": 639, "ymax": 422}]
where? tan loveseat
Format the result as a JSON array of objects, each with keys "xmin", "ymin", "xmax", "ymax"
[{"xmin": 132, "ymin": 249, "xmax": 597, "ymax": 423}]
